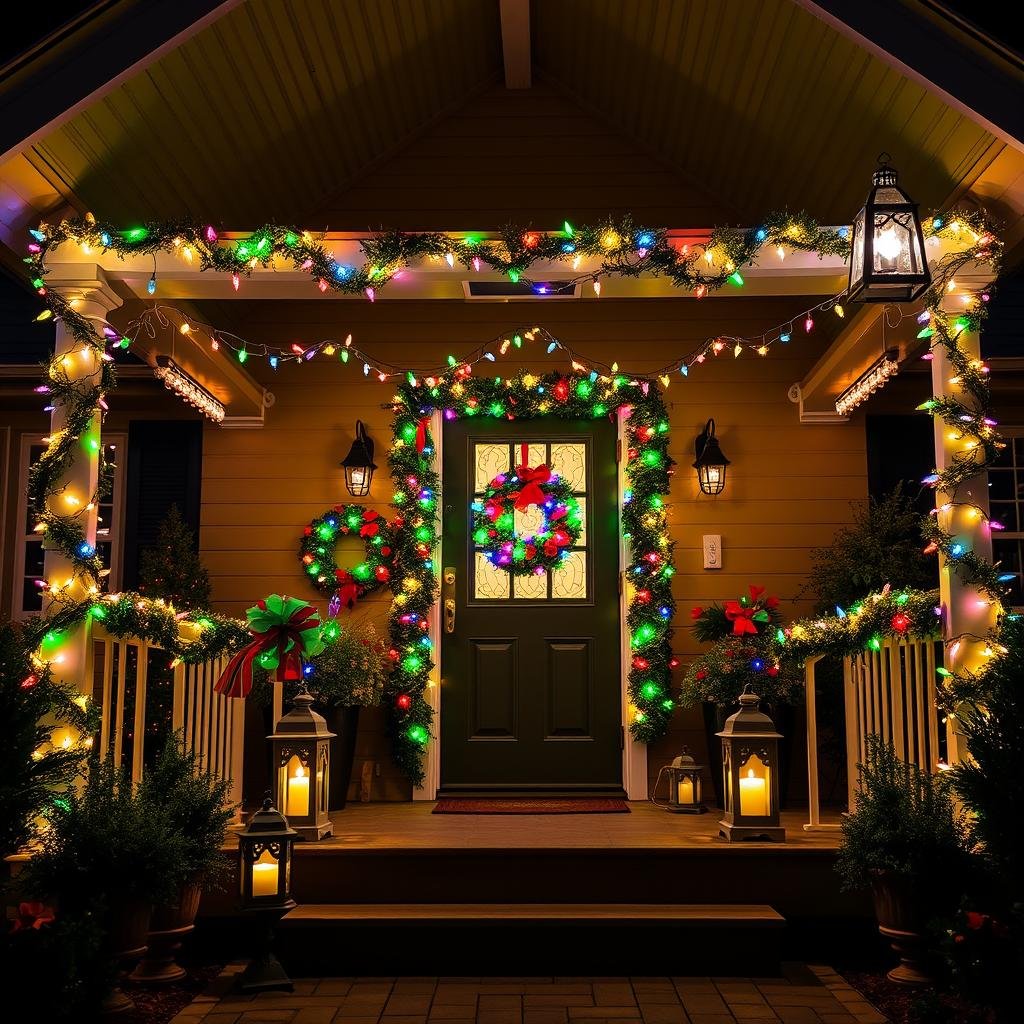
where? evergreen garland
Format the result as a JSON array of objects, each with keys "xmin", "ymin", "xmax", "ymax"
[{"xmin": 385, "ymin": 370, "xmax": 675, "ymax": 782}]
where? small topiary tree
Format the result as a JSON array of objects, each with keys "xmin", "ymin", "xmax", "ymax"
[{"xmin": 137, "ymin": 504, "xmax": 211, "ymax": 610}]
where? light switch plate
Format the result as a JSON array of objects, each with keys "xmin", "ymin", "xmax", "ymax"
[{"xmin": 702, "ymin": 534, "xmax": 722, "ymax": 570}]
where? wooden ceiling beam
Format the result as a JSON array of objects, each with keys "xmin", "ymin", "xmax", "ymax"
[
  {"xmin": 0, "ymin": 0, "xmax": 240, "ymax": 166},
  {"xmin": 500, "ymin": 0, "xmax": 531, "ymax": 89},
  {"xmin": 798, "ymin": 0, "xmax": 1024, "ymax": 152}
]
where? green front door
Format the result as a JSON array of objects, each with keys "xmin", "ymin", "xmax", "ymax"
[{"xmin": 440, "ymin": 418, "xmax": 623, "ymax": 793}]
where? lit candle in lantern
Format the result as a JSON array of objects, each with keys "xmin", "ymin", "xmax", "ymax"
[
  {"xmin": 677, "ymin": 778, "xmax": 694, "ymax": 804},
  {"xmin": 286, "ymin": 764, "xmax": 309, "ymax": 817},
  {"xmin": 251, "ymin": 850, "xmax": 279, "ymax": 897},
  {"xmin": 738, "ymin": 768, "xmax": 767, "ymax": 816}
]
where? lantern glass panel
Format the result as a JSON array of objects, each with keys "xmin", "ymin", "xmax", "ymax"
[
  {"xmin": 280, "ymin": 754, "xmax": 310, "ymax": 818},
  {"xmin": 250, "ymin": 848, "xmax": 280, "ymax": 898},
  {"xmin": 722, "ymin": 745, "xmax": 733, "ymax": 813},
  {"xmin": 676, "ymin": 773, "xmax": 696, "ymax": 805},
  {"xmin": 850, "ymin": 209, "xmax": 865, "ymax": 286},
  {"xmin": 738, "ymin": 753, "xmax": 770, "ymax": 817},
  {"xmin": 871, "ymin": 205, "xmax": 924, "ymax": 279},
  {"xmin": 317, "ymin": 746, "xmax": 329, "ymax": 815},
  {"xmin": 345, "ymin": 464, "xmax": 371, "ymax": 497},
  {"xmin": 698, "ymin": 464, "xmax": 725, "ymax": 496}
]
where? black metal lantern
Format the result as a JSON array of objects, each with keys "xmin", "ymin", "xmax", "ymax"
[
  {"xmin": 717, "ymin": 686, "xmax": 785, "ymax": 842},
  {"xmin": 269, "ymin": 688, "xmax": 335, "ymax": 841},
  {"xmin": 340, "ymin": 420, "xmax": 377, "ymax": 497},
  {"xmin": 693, "ymin": 418, "xmax": 730, "ymax": 495},
  {"xmin": 665, "ymin": 747, "xmax": 707, "ymax": 814},
  {"xmin": 237, "ymin": 794, "xmax": 297, "ymax": 992},
  {"xmin": 847, "ymin": 154, "xmax": 930, "ymax": 303}
]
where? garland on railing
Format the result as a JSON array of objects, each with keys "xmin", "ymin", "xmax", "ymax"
[
  {"xmin": 24, "ymin": 593, "xmax": 249, "ymax": 666},
  {"xmin": 384, "ymin": 371, "xmax": 676, "ymax": 782},
  {"xmin": 774, "ymin": 587, "xmax": 943, "ymax": 665}
]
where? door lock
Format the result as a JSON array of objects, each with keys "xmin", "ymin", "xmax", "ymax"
[{"xmin": 443, "ymin": 566, "xmax": 456, "ymax": 634}]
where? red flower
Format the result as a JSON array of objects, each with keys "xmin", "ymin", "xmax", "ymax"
[
  {"xmin": 543, "ymin": 539, "xmax": 559, "ymax": 557},
  {"xmin": 525, "ymin": 544, "xmax": 537, "ymax": 560},
  {"xmin": 362, "ymin": 509, "xmax": 379, "ymax": 521},
  {"xmin": 375, "ymin": 566, "xmax": 390, "ymax": 582},
  {"xmin": 381, "ymin": 546, "xmax": 392, "ymax": 557},
  {"xmin": 690, "ymin": 606, "xmax": 704, "ymax": 620},
  {"xmin": 10, "ymin": 902, "xmax": 54, "ymax": 933},
  {"xmin": 359, "ymin": 522, "xmax": 379, "ymax": 538},
  {"xmin": 552, "ymin": 378, "xmax": 570, "ymax": 403}
]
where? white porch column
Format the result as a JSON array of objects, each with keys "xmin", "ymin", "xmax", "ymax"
[
  {"xmin": 929, "ymin": 294, "xmax": 999, "ymax": 765},
  {"xmin": 41, "ymin": 270, "xmax": 122, "ymax": 698}
]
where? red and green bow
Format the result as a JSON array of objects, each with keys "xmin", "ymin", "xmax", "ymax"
[{"xmin": 214, "ymin": 595, "xmax": 325, "ymax": 699}]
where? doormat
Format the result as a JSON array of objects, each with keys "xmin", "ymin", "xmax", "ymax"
[{"xmin": 432, "ymin": 799, "xmax": 630, "ymax": 814}]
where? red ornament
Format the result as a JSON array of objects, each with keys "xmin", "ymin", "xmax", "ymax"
[
  {"xmin": 375, "ymin": 566, "xmax": 391, "ymax": 582},
  {"xmin": 636, "ymin": 589, "xmax": 652, "ymax": 604},
  {"xmin": 381, "ymin": 546, "xmax": 392, "ymax": 557},
  {"xmin": 632, "ymin": 655, "xmax": 649, "ymax": 670},
  {"xmin": 891, "ymin": 612, "xmax": 911, "ymax": 633},
  {"xmin": 627, "ymin": 447, "xmax": 638, "ymax": 460},
  {"xmin": 552, "ymin": 378, "xmax": 570, "ymax": 403},
  {"xmin": 690, "ymin": 606, "xmax": 704, "ymax": 620},
  {"xmin": 388, "ymin": 648, "xmax": 400, "ymax": 662},
  {"xmin": 396, "ymin": 694, "xmax": 412, "ymax": 711},
  {"xmin": 20, "ymin": 673, "xmax": 39, "ymax": 690},
  {"xmin": 362, "ymin": 509, "xmax": 379, "ymax": 521},
  {"xmin": 303, "ymin": 526, "xmax": 312, "ymax": 536},
  {"xmin": 695, "ymin": 669, "xmax": 707, "ymax": 681}
]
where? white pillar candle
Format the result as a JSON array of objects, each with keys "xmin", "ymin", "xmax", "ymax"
[
  {"xmin": 251, "ymin": 853, "xmax": 279, "ymax": 897},
  {"xmin": 738, "ymin": 768, "xmax": 767, "ymax": 817},
  {"xmin": 286, "ymin": 765, "xmax": 309, "ymax": 817}
]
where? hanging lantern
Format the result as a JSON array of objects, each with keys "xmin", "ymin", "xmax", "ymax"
[
  {"xmin": 693, "ymin": 418, "xmax": 730, "ymax": 495},
  {"xmin": 236, "ymin": 794, "xmax": 297, "ymax": 992},
  {"xmin": 847, "ymin": 154, "xmax": 930, "ymax": 303},
  {"xmin": 716, "ymin": 686, "xmax": 785, "ymax": 842},
  {"xmin": 340, "ymin": 420, "xmax": 377, "ymax": 497},
  {"xmin": 662, "ymin": 747, "xmax": 707, "ymax": 814},
  {"xmin": 269, "ymin": 688, "xmax": 335, "ymax": 841}
]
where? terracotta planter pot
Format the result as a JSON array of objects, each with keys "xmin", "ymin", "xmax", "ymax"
[
  {"xmin": 101, "ymin": 897, "xmax": 152, "ymax": 1016},
  {"xmin": 130, "ymin": 876, "xmax": 203, "ymax": 985},
  {"xmin": 870, "ymin": 870, "xmax": 935, "ymax": 986}
]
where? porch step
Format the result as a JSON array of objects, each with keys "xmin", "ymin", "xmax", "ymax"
[
  {"xmin": 283, "ymin": 902, "xmax": 784, "ymax": 925},
  {"xmin": 275, "ymin": 903, "xmax": 785, "ymax": 976}
]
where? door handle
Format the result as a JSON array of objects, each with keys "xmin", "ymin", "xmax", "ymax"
[{"xmin": 443, "ymin": 566, "xmax": 456, "ymax": 634}]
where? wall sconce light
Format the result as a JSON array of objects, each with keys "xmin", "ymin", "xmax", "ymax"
[
  {"xmin": 693, "ymin": 418, "xmax": 730, "ymax": 495},
  {"xmin": 340, "ymin": 420, "xmax": 377, "ymax": 497},
  {"xmin": 848, "ymin": 154, "xmax": 930, "ymax": 303}
]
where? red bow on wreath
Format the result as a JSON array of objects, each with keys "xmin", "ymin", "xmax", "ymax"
[
  {"xmin": 511, "ymin": 464, "xmax": 551, "ymax": 511},
  {"xmin": 359, "ymin": 508, "xmax": 380, "ymax": 538},
  {"xmin": 415, "ymin": 416, "xmax": 430, "ymax": 454},
  {"xmin": 214, "ymin": 596, "xmax": 325, "ymax": 699},
  {"xmin": 335, "ymin": 569, "xmax": 360, "ymax": 610}
]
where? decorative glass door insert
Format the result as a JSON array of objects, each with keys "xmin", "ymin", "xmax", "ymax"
[{"xmin": 471, "ymin": 440, "xmax": 590, "ymax": 602}]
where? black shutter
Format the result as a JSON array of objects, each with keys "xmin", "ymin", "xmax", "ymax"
[{"xmin": 122, "ymin": 421, "xmax": 203, "ymax": 589}]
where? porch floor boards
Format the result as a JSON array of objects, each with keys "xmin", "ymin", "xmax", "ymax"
[{"xmin": 231, "ymin": 802, "xmax": 842, "ymax": 852}]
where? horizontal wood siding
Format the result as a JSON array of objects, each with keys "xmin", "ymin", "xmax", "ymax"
[{"xmin": 198, "ymin": 296, "xmax": 868, "ymax": 799}]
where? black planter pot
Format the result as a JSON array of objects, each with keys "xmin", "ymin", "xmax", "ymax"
[
  {"xmin": 322, "ymin": 705, "xmax": 361, "ymax": 811},
  {"xmin": 702, "ymin": 699, "xmax": 796, "ymax": 811}
]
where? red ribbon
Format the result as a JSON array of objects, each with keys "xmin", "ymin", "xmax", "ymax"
[
  {"xmin": 214, "ymin": 601, "xmax": 321, "ymax": 699},
  {"xmin": 415, "ymin": 417, "xmax": 430, "ymax": 454},
  {"xmin": 334, "ymin": 570, "xmax": 360, "ymax": 610},
  {"xmin": 724, "ymin": 601, "xmax": 758, "ymax": 636},
  {"xmin": 511, "ymin": 463, "xmax": 551, "ymax": 511}
]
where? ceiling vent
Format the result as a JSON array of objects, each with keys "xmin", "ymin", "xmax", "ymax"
[{"xmin": 463, "ymin": 280, "xmax": 581, "ymax": 300}]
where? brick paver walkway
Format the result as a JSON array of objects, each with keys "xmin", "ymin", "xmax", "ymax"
[{"xmin": 171, "ymin": 965, "xmax": 887, "ymax": 1024}]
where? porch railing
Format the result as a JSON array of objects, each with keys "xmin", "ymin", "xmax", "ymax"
[
  {"xmin": 803, "ymin": 632, "xmax": 944, "ymax": 832},
  {"xmin": 89, "ymin": 622, "xmax": 244, "ymax": 815}
]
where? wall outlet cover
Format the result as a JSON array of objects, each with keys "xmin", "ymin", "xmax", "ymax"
[{"xmin": 702, "ymin": 534, "xmax": 722, "ymax": 570}]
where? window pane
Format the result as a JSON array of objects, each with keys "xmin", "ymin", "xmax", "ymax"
[
  {"xmin": 550, "ymin": 443, "xmax": 587, "ymax": 491},
  {"xmin": 990, "ymin": 503, "xmax": 1018, "ymax": 532},
  {"xmin": 552, "ymin": 551, "xmax": 587, "ymax": 599},
  {"xmin": 474, "ymin": 444, "xmax": 510, "ymax": 493},
  {"xmin": 988, "ymin": 470, "xmax": 1014, "ymax": 501},
  {"xmin": 474, "ymin": 552, "xmax": 510, "ymax": 600},
  {"xmin": 993, "ymin": 539, "xmax": 1022, "ymax": 606},
  {"xmin": 513, "ymin": 572, "xmax": 547, "ymax": 600}
]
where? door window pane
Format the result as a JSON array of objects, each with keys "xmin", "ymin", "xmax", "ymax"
[{"xmin": 471, "ymin": 439, "xmax": 590, "ymax": 602}]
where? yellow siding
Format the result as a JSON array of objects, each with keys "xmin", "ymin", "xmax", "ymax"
[{"xmin": 198, "ymin": 296, "xmax": 869, "ymax": 798}]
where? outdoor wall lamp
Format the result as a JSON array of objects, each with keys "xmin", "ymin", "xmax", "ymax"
[
  {"xmin": 237, "ymin": 794, "xmax": 297, "ymax": 991},
  {"xmin": 340, "ymin": 420, "xmax": 377, "ymax": 497},
  {"xmin": 848, "ymin": 153, "xmax": 930, "ymax": 303},
  {"xmin": 693, "ymin": 418, "xmax": 730, "ymax": 495}
]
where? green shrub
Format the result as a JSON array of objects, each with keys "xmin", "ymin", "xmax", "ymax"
[{"xmin": 836, "ymin": 736, "xmax": 971, "ymax": 892}]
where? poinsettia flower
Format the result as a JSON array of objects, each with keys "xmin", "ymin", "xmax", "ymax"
[
  {"xmin": 766, "ymin": 595, "xmax": 780, "ymax": 609},
  {"xmin": 749, "ymin": 584, "xmax": 766, "ymax": 602},
  {"xmin": 10, "ymin": 902, "xmax": 54, "ymax": 933}
]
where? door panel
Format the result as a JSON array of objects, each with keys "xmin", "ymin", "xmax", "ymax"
[{"xmin": 441, "ymin": 418, "xmax": 622, "ymax": 792}]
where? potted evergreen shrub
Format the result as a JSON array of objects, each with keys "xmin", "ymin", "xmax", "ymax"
[
  {"xmin": 681, "ymin": 586, "xmax": 803, "ymax": 807},
  {"xmin": 836, "ymin": 736, "xmax": 971, "ymax": 986},
  {"xmin": 302, "ymin": 618, "xmax": 388, "ymax": 809},
  {"xmin": 22, "ymin": 757, "xmax": 186, "ymax": 1015},
  {"xmin": 131, "ymin": 737, "xmax": 235, "ymax": 984}
]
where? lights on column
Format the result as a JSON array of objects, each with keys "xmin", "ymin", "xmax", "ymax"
[
  {"xmin": 153, "ymin": 356, "xmax": 226, "ymax": 423},
  {"xmin": 835, "ymin": 348, "xmax": 900, "ymax": 417}
]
